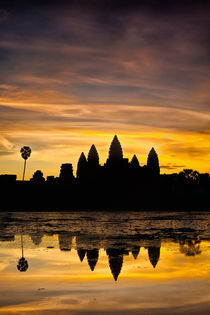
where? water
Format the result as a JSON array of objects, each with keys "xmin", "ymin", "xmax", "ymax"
[{"xmin": 0, "ymin": 211, "xmax": 209, "ymax": 314}]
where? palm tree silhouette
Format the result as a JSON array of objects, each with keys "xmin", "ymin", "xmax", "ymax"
[
  {"xmin": 20, "ymin": 146, "xmax": 31, "ymax": 181},
  {"xmin": 17, "ymin": 235, "xmax": 29, "ymax": 272}
]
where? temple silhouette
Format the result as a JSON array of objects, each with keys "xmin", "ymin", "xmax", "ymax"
[
  {"xmin": 75, "ymin": 135, "xmax": 159, "ymax": 186},
  {"xmin": 0, "ymin": 135, "xmax": 209, "ymax": 210}
]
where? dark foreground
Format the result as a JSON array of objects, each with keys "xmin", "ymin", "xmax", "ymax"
[{"xmin": 0, "ymin": 175, "xmax": 210, "ymax": 211}]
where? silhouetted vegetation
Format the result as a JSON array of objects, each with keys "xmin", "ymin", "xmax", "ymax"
[
  {"xmin": 30, "ymin": 170, "xmax": 45, "ymax": 183},
  {"xmin": 20, "ymin": 146, "xmax": 31, "ymax": 181}
]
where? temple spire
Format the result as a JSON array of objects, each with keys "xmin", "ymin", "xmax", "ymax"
[
  {"xmin": 130, "ymin": 154, "xmax": 140, "ymax": 168},
  {"xmin": 87, "ymin": 144, "xmax": 99, "ymax": 166},
  {"xmin": 78, "ymin": 152, "xmax": 86, "ymax": 163},
  {"xmin": 77, "ymin": 152, "xmax": 87, "ymax": 179},
  {"xmin": 147, "ymin": 147, "xmax": 160, "ymax": 175},
  {"xmin": 109, "ymin": 135, "xmax": 123, "ymax": 160}
]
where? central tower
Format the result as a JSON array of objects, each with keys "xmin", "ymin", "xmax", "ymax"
[
  {"xmin": 105, "ymin": 135, "xmax": 127, "ymax": 170},
  {"xmin": 108, "ymin": 135, "xmax": 123, "ymax": 161}
]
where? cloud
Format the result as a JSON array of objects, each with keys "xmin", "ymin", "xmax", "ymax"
[
  {"xmin": 0, "ymin": 136, "xmax": 15, "ymax": 156},
  {"xmin": 160, "ymin": 164, "xmax": 186, "ymax": 170},
  {"xmin": 0, "ymin": 151, "xmax": 14, "ymax": 156},
  {"xmin": 0, "ymin": 1, "xmax": 210, "ymax": 176},
  {"xmin": 164, "ymin": 144, "xmax": 210, "ymax": 158},
  {"xmin": 0, "ymin": 9, "xmax": 8, "ymax": 22},
  {"xmin": 1, "ymin": 102, "xmax": 210, "ymax": 136}
]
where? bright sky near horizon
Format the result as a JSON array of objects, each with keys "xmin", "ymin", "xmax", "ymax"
[{"xmin": 0, "ymin": 0, "xmax": 210, "ymax": 179}]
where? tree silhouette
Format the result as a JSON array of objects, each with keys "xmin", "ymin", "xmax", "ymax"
[
  {"xmin": 30, "ymin": 232, "xmax": 43, "ymax": 245},
  {"xmin": 179, "ymin": 169, "xmax": 200, "ymax": 182},
  {"xmin": 179, "ymin": 239, "xmax": 201, "ymax": 256},
  {"xmin": 20, "ymin": 146, "xmax": 31, "ymax": 181},
  {"xmin": 30, "ymin": 170, "xmax": 45, "ymax": 183}
]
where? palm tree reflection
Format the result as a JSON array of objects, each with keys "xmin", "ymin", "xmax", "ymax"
[
  {"xmin": 17, "ymin": 235, "xmax": 29, "ymax": 272},
  {"xmin": 179, "ymin": 238, "xmax": 202, "ymax": 256}
]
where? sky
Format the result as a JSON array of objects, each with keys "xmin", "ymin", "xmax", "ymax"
[{"xmin": 0, "ymin": 0, "xmax": 210, "ymax": 179}]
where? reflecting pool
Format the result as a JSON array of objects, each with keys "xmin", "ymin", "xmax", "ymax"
[{"xmin": 0, "ymin": 211, "xmax": 209, "ymax": 314}]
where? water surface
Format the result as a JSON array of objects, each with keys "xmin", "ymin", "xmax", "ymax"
[{"xmin": 0, "ymin": 211, "xmax": 209, "ymax": 314}]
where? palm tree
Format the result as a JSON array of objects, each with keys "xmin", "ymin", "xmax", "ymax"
[
  {"xmin": 17, "ymin": 235, "xmax": 29, "ymax": 272},
  {"xmin": 20, "ymin": 146, "xmax": 31, "ymax": 181},
  {"xmin": 179, "ymin": 169, "xmax": 200, "ymax": 182}
]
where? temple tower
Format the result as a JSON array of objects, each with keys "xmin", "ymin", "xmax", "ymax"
[
  {"xmin": 77, "ymin": 152, "xmax": 87, "ymax": 179},
  {"xmin": 109, "ymin": 135, "xmax": 123, "ymax": 160},
  {"xmin": 87, "ymin": 144, "xmax": 99, "ymax": 166},
  {"xmin": 130, "ymin": 155, "xmax": 140, "ymax": 168},
  {"xmin": 147, "ymin": 148, "xmax": 160, "ymax": 175},
  {"xmin": 59, "ymin": 163, "xmax": 74, "ymax": 184}
]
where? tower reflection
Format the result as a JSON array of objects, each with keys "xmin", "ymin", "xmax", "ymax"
[
  {"xmin": 0, "ymin": 212, "xmax": 208, "ymax": 280},
  {"xmin": 87, "ymin": 249, "xmax": 99, "ymax": 271},
  {"xmin": 107, "ymin": 248, "xmax": 125, "ymax": 281}
]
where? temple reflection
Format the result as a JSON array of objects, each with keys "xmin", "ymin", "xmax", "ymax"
[
  {"xmin": 77, "ymin": 249, "xmax": 86, "ymax": 262},
  {"xmin": 0, "ymin": 212, "xmax": 209, "ymax": 281},
  {"xmin": 87, "ymin": 249, "xmax": 99, "ymax": 271},
  {"xmin": 12, "ymin": 233, "xmax": 206, "ymax": 281},
  {"xmin": 107, "ymin": 248, "xmax": 126, "ymax": 281},
  {"xmin": 131, "ymin": 246, "xmax": 140, "ymax": 260},
  {"xmin": 58, "ymin": 232, "xmax": 73, "ymax": 251},
  {"xmin": 148, "ymin": 246, "xmax": 161, "ymax": 268}
]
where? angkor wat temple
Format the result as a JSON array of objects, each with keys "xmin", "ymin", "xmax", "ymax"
[
  {"xmin": 46, "ymin": 135, "xmax": 160, "ymax": 185},
  {"xmin": 0, "ymin": 135, "xmax": 209, "ymax": 210},
  {"xmin": 74, "ymin": 135, "xmax": 160, "ymax": 184}
]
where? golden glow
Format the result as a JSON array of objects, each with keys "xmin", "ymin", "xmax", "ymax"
[{"xmin": 1, "ymin": 91, "xmax": 210, "ymax": 179}]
